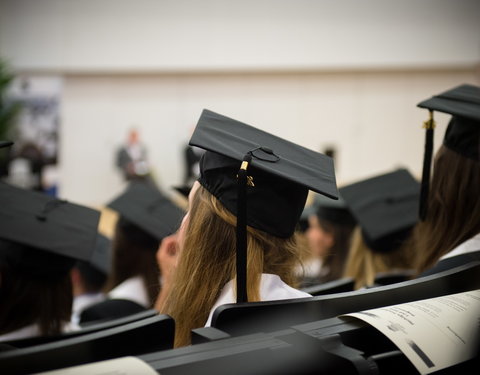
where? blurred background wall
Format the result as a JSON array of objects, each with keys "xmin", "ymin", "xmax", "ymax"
[{"xmin": 1, "ymin": 0, "xmax": 479, "ymax": 206}]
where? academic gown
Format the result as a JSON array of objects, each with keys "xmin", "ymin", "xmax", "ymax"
[
  {"xmin": 79, "ymin": 276, "xmax": 149, "ymax": 324},
  {"xmin": 71, "ymin": 292, "xmax": 106, "ymax": 326},
  {"xmin": 205, "ymin": 273, "xmax": 312, "ymax": 326},
  {"xmin": 420, "ymin": 233, "xmax": 480, "ymax": 277}
]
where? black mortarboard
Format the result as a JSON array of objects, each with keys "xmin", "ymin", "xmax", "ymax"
[
  {"xmin": 107, "ymin": 181, "xmax": 185, "ymax": 241},
  {"xmin": 189, "ymin": 109, "xmax": 338, "ymax": 302},
  {"xmin": 416, "ymin": 84, "xmax": 480, "ymax": 220},
  {"xmin": 88, "ymin": 233, "xmax": 112, "ymax": 274},
  {"xmin": 301, "ymin": 193, "xmax": 356, "ymax": 227},
  {"xmin": 0, "ymin": 182, "xmax": 100, "ymax": 276},
  {"xmin": 340, "ymin": 169, "xmax": 419, "ymax": 253},
  {"xmin": 0, "ymin": 141, "xmax": 13, "ymax": 149}
]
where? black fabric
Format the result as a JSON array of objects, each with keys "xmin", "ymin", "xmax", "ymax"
[
  {"xmin": 108, "ymin": 181, "xmax": 185, "ymax": 241},
  {"xmin": 419, "ymin": 251, "xmax": 480, "ymax": 277},
  {"xmin": 190, "ymin": 109, "xmax": 338, "ymax": 200},
  {"xmin": 0, "ymin": 182, "xmax": 100, "ymax": 262},
  {"xmin": 0, "ymin": 141, "xmax": 13, "ymax": 149},
  {"xmin": 199, "ymin": 151, "xmax": 308, "ymax": 238},
  {"xmin": 340, "ymin": 169, "xmax": 419, "ymax": 253},
  {"xmin": 79, "ymin": 299, "xmax": 147, "ymax": 325}
]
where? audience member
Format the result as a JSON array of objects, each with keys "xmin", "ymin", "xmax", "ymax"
[
  {"xmin": 0, "ymin": 182, "xmax": 100, "ymax": 340},
  {"xmin": 341, "ymin": 169, "xmax": 418, "ymax": 289},
  {"xmin": 158, "ymin": 109, "xmax": 337, "ymax": 346},
  {"xmin": 412, "ymin": 84, "xmax": 480, "ymax": 275},
  {"xmin": 70, "ymin": 233, "xmax": 111, "ymax": 325},
  {"xmin": 80, "ymin": 181, "xmax": 184, "ymax": 323}
]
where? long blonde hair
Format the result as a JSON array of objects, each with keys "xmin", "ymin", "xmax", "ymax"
[
  {"xmin": 343, "ymin": 227, "xmax": 412, "ymax": 289},
  {"xmin": 161, "ymin": 185, "xmax": 303, "ymax": 347}
]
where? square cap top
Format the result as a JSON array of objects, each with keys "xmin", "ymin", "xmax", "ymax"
[
  {"xmin": 189, "ymin": 109, "xmax": 338, "ymax": 199},
  {"xmin": 0, "ymin": 182, "xmax": 100, "ymax": 262},
  {"xmin": 417, "ymin": 84, "xmax": 480, "ymax": 160},
  {"xmin": 107, "ymin": 181, "xmax": 185, "ymax": 241},
  {"xmin": 340, "ymin": 169, "xmax": 419, "ymax": 252}
]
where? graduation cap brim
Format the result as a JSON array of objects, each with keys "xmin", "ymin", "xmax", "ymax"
[
  {"xmin": 88, "ymin": 233, "xmax": 112, "ymax": 274},
  {"xmin": 417, "ymin": 84, "xmax": 480, "ymax": 121},
  {"xmin": 0, "ymin": 141, "xmax": 14, "ymax": 149},
  {"xmin": 0, "ymin": 182, "xmax": 100, "ymax": 262},
  {"xmin": 340, "ymin": 169, "xmax": 419, "ymax": 252},
  {"xmin": 107, "ymin": 182, "xmax": 185, "ymax": 241},
  {"xmin": 189, "ymin": 110, "xmax": 338, "ymax": 200}
]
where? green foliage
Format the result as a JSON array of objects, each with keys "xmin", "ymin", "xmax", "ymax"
[{"xmin": 0, "ymin": 58, "xmax": 22, "ymax": 140}]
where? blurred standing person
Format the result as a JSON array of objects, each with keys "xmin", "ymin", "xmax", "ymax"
[{"xmin": 116, "ymin": 128, "xmax": 151, "ymax": 182}]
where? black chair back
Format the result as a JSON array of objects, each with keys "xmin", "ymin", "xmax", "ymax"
[
  {"xmin": 301, "ymin": 277, "xmax": 355, "ymax": 296},
  {"xmin": 0, "ymin": 314, "xmax": 174, "ymax": 375},
  {"xmin": 212, "ymin": 262, "xmax": 480, "ymax": 336}
]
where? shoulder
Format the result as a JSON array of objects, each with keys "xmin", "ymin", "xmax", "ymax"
[{"xmin": 259, "ymin": 274, "xmax": 312, "ymax": 301}]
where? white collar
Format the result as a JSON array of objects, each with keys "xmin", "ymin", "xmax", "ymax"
[
  {"xmin": 439, "ymin": 233, "xmax": 480, "ymax": 261},
  {"xmin": 205, "ymin": 273, "xmax": 311, "ymax": 326},
  {"xmin": 108, "ymin": 276, "xmax": 150, "ymax": 308},
  {"xmin": 71, "ymin": 293, "xmax": 106, "ymax": 325}
]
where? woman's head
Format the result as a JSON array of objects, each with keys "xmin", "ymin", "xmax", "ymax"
[
  {"xmin": 163, "ymin": 182, "xmax": 304, "ymax": 347},
  {"xmin": 0, "ymin": 239, "xmax": 74, "ymax": 336},
  {"xmin": 108, "ymin": 216, "xmax": 160, "ymax": 305},
  {"xmin": 413, "ymin": 145, "xmax": 480, "ymax": 272}
]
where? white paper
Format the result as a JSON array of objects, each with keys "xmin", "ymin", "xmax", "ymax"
[
  {"xmin": 34, "ymin": 356, "xmax": 158, "ymax": 375},
  {"xmin": 343, "ymin": 290, "xmax": 480, "ymax": 374}
]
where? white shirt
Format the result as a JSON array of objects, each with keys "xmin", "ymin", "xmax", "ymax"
[
  {"xmin": 71, "ymin": 292, "xmax": 106, "ymax": 326},
  {"xmin": 108, "ymin": 276, "xmax": 150, "ymax": 308},
  {"xmin": 205, "ymin": 273, "xmax": 312, "ymax": 326},
  {"xmin": 439, "ymin": 232, "xmax": 480, "ymax": 261}
]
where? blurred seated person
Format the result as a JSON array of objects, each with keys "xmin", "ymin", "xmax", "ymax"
[
  {"xmin": 0, "ymin": 182, "xmax": 100, "ymax": 340},
  {"xmin": 300, "ymin": 194, "xmax": 356, "ymax": 287},
  {"xmin": 341, "ymin": 169, "xmax": 418, "ymax": 289},
  {"xmin": 70, "ymin": 234, "xmax": 111, "ymax": 326},
  {"xmin": 80, "ymin": 182, "xmax": 184, "ymax": 323},
  {"xmin": 158, "ymin": 110, "xmax": 337, "ymax": 347},
  {"xmin": 411, "ymin": 84, "xmax": 480, "ymax": 276}
]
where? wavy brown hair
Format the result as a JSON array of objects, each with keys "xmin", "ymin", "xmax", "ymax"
[
  {"xmin": 411, "ymin": 145, "xmax": 480, "ymax": 273},
  {"xmin": 106, "ymin": 217, "xmax": 160, "ymax": 306},
  {"xmin": 161, "ymin": 185, "xmax": 304, "ymax": 347}
]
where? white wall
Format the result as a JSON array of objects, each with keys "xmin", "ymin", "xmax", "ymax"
[
  {"xmin": 1, "ymin": 0, "xmax": 479, "ymax": 72},
  {"xmin": 61, "ymin": 70, "xmax": 477, "ymax": 206},
  {"xmin": 1, "ymin": 0, "xmax": 479, "ymax": 206}
]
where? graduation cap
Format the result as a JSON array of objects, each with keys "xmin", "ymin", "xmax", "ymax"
[
  {"xmin": 340, "ymin": 169, "xmax": 419, "ymax": 253},
  {"xmin": 301, "ymin": 193, "xmax": 356, "ymax": 227},
  {"xmin": 107, "ymin": 181, "xmax": 185, "ymax": 242},
  {"xmin": 0, "ymin": 182, "xmax": 100, "ymax": 277},
  {"xmin": 87, "ymin": 233, "xmax": 112, "ymax": 275},
  {"xmin": 189, "ymin": 109, "xmax": 338, "ymax": 302},
  {"xmin": 0, "ymin": 141, "xmax": 14, "ymax": 149},
  {"xmin": 417, "ymin": 84, "xmax": 480, "ymax": 220}
]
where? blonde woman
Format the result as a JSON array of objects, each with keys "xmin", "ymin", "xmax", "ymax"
[{"xmin": 157, "ymin": 110, "xmax": 338, "ymax": 347}]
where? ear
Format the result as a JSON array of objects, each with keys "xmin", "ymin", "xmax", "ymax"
[{"xmin": 70, "ymin": 267, "xmax": 81, "ymax": 285}]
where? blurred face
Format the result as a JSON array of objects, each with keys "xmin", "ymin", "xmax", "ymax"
[
  {"xmin": 305, "ymin": 215, "xmax": 334, "ymax": 258},
  {"xmin": 176, "ymin": 181, "xmax": 200, "ymax": 252}
]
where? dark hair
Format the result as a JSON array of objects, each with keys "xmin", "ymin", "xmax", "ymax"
[
  {"xmin": 0, "ymin": 240, "xmax": 73, "ymax": 336},
  {"xmin": 317, "ymin": 218, "xmax": 355, "ymax": 282},
  {"xmin": 75, "ymin": 261, "xmax": 107, "ymax": 293},
  {"xmin": 107, "ymin": 216, "xmax": 160, "ymax": 306},
  {"xmin": 412, "ymin": 145, "xmax": 480, "ymax": 272}
]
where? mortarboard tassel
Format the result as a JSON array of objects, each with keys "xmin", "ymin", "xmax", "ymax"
[
  {"xmin": 236, "ymin": 154, "xmax": 252, "ymax": 303},
  {"xmin": 419, "ymin": 111, "xmax": 436, "ymax": 221}
]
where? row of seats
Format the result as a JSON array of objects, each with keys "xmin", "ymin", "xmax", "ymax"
[{"xmin": 0, "ymin": 261, "xmax": 478, "ymax": 374}]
